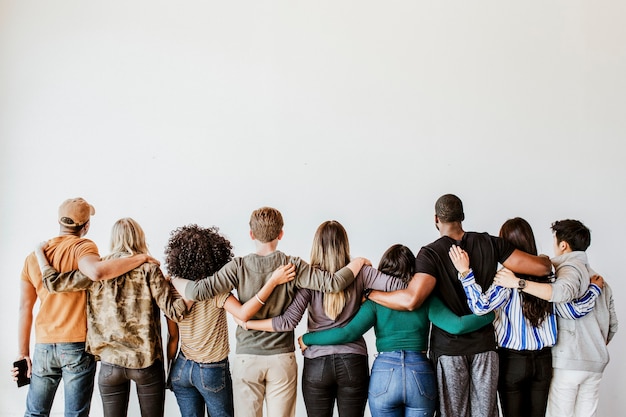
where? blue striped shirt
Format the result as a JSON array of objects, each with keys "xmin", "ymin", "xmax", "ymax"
[{"xmin": 459, "ymin": 271, "xmax": 601, "ymax": 351}]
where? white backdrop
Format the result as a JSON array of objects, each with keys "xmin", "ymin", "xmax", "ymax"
[{"xmin": 1, "ymin": 1, "xmax": 624, "ymax": 416}]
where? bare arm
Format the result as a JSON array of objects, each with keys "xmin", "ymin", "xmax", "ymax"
[
  {"xmin": 223, "ymin": 264, "xmax": 296, "ymax": 322},
  {"xmin": 502, "ymin": 249, "xmax": 552, "ymax": 276},
  {"xmin": 367, "ymin": 272, "xmax": 436, "ymax": 311},
  {"xmin": 494, "ymin": 268, "xmax": 553, "ymax": 301},
  {"xmin": 166, "ymin": 318, "xmax": 179, "ymax": 363},
  {"xmin": 15, "ymin": 281, "xmax": 37, "ymax": 378},
  {"xmin": 78, "ymin": 253, "xmax": 159, "ymax": 281}
]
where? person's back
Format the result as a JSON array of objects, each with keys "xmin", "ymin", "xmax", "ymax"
[
  {"xmin": 366, "ymin": 194, "xmax": 551, "ymax": 417},
  {"xmin": 17, "ymin": 198, "xmax": 100, "ymax": 417},
  {"xmin": 422, "ymin": 231, "xmax": 515, "ymax": 357},
  {"xmin": 176, "ymin": 208, "xmax": 368, "ymax": 417},
  {"xmin": 39, "ymin": 217, "xmax": 188, "ymax": 417},
  {"xmin": 545, "ymin": 219, "xmax": 619, "ymax": 417}
]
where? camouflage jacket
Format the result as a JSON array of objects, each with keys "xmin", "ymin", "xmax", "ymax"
[{"xmin": 42, "ymin": 254, "xmax": 188, "ymax": 369}]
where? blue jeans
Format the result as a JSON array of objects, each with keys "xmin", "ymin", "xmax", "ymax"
[
  {"xmin": 25, "ymin": 342, "xmax": 96, "ymax": 417},
  {"xmin": 170, "ymin": 354, "xmax": 234, "ymax": 417},
  {"xmin": 302, "ymin": 353, "xmax": 369, "ymax": 417},
  {"xmin": 368, "ymin": 351, "xmax": 437, "ymax": 417},
  {"xmin": 98, "ymin": 360, "xmax": 165, "ymax": 417}
]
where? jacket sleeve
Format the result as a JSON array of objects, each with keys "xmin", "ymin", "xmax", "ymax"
[
  {"xmin": 42, "ymin": 266, "xmax": 93, "ymax": 293},
  {"xmin": 550, "ymin": 263, "xmax": 589, "ymax": 303},
  {"xmin": 148, "ymin": 265, "xmax": 188, "ymax": 322},
  {"xmin": 553, "ymin": 283, "xmax": 601, "ymax": 319},
  {"xmin": 606, "ymin": 284, "xmax": 618, "ymax": 344}
]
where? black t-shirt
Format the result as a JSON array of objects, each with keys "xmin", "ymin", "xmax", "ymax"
[{"xmin": 416, "ymin": 232, "xmax": 515, "ymax": 356}]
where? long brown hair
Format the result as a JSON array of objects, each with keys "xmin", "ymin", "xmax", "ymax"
[
  {"xmin": 499, "ymin": 217, "xmax": 552, "ymax": 327},
  {"xmin": 310, "ymin": 221, "xmax": 351, "ymax": 320}
]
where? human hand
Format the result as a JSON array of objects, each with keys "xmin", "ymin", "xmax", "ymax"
[
  {"xmin": 493, "ymin": 268, "xmax": 518, "ymax": 288},
  {"xmin": 448, "ymin": 245, "xmax": 470, "ymax": 275},
  {"xmin": 34, "ymin": 241, "xmax": 50, "ymax": 270},
  {"xmin": 270, "ymin": 264, "xmax": 296, "ymax": 286},
  {"xmin": 354, "ymin": 257, "xmax": 372, "ymax": 267},
  {"xmin": 297, "ymin": 335, "xmax": 308, "ymax": 353},
  {"xmin": 11, "ymin": 356, "xmax": 32, "ymax": 381},
  {"xmin": 35, "ymin": 241, "xmax": 48, "ymax": 253},
  {"xmin": 591, "ymin": 274, "xmax": 604, "ymax": 289},
  {"xmin": 143, "ymin": 255, "xmax": 161, "ymax": 266}
]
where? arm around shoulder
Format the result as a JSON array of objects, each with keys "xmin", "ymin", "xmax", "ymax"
[
  {"xmin": 502, "ymin": 250, "xmax": 552, "ymax": 277},
  {"xmin": 368, "ymin": 272, "xmax": 436, "ymax": 311},
  {"xmin": 78, "ymin": 253, "xmax": 156, "ymax": 281}
]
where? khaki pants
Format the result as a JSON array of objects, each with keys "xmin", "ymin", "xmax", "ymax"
[{"xmin": 232, "ymin": 352, "xmax": 298, "ymax": 417}]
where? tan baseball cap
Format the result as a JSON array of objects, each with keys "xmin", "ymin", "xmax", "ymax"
[{"xmin": 58, "ymin": 198, "xmax": 96, "ymax": 227}]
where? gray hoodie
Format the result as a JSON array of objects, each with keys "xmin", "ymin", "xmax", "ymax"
[{"xmin": 552, "ymin": 251, "xmax": 619, "ymax": 373}]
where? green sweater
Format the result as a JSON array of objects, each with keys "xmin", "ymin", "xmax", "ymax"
[{"xmin": 302, "ymin": 296, "xmax": 494, "ymax": 353}]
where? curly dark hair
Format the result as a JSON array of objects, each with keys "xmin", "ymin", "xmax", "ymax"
[{"xmin": 164, "ymin": 224, "xmax": 234, "ymax": 281}]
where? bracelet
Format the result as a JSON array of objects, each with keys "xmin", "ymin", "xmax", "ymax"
[{"xmin": 255, "ymin": 294, "xmax": 266, "ymax": 305}]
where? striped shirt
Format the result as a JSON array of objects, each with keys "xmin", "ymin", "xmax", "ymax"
[
  {"xmin": 554, "ymin": 283, "xmax": 601, "ymax": 319},
  {"xmin": 177, "ymin": 292, "xmax": 231, "ymax": 363},
  {"xmin": 459, "ymin": 270, "xmax": 601, "ymax": 351}
]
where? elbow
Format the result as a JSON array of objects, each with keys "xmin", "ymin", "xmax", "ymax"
[
  {"xmin": 405, "ymin": 295, "xmax": 427, "ymax": 312},
  {"xmin": 83, "ymin": 268, "xmax": 105, "ymax": 281},
  {"xmin": 404, "ymin": 299, "xmax": 421, "ymax": 312},
  {"xmin": 89, "ymin": 273, "xmax": 104, "ymax": 282}
]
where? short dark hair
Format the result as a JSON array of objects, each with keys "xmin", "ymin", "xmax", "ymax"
[
  {"xmin": 435, "ymin": 194, "xmax": 465, "ymax": 223},
  {"xmin": 164, "ymin": 224, "xmax": 234, "ymax": 281},
  {"xmin": 377, "ymin": 244, "xmax": 416, "ymax": 283},
  {"xmin": 551, "ymin": 219, "xmax": 591, "ymax": 252}
]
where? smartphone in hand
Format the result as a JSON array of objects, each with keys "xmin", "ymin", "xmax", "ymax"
[{"xmin": 13, "ymin": 359, "xmax": 30, "ymax": 387}]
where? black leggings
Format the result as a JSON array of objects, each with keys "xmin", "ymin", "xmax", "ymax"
[{"xmin": 98, "ymin": 360, "xmax": 165, "ymax": 417}]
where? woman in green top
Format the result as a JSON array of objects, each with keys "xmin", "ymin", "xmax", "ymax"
[{"xmin": 298, "ymin": 244, "xmax": 493, "ymax": 417}]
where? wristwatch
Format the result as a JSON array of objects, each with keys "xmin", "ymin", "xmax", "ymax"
[
  {"xmin": 459, "ymin": 269, "xmax": 472, "ymax": 279},
  {"xmin": 517, "ymin": 279, "xmax": 527, "ymax": 290}
]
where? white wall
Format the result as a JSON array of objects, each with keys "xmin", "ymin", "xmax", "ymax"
[{"xmin": 1, "ymin": 1, "xmax": 624, "ymax": 416}]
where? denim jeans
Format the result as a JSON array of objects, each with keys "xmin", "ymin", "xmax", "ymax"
[
  {"xmin": 368, "ymin": 351, "xmax": 436, "ymax": 417},
  {"xmin": 25, "ymin": 342, "xmax": 96, "ymax": 417},
  {"xmin": 98, "ymin": 360, "xmax": 165, "ymax": 417},
  {"xmin": 498, "ymin": 347, "xmax": 552, "ymax": 417},
  {"xmin": 302, "ymin": 353, "xmax": 369, "ymax": 417},
  {"xmin": 170, "ymin": 354, "xmax": 234, "ymax": 417}
]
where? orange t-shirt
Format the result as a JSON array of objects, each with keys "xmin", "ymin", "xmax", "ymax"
[{"xmin": 21, "ymin": 235, "xmax": 100, "ymax": 343}]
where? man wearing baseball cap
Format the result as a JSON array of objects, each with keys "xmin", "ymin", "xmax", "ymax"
[{"xmin": 15, "ymin": 197, "xmax": 158, "ymax": 417}]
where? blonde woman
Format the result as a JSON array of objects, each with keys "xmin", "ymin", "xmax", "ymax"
[{"xmin": 240, "ymin": 220, "xmax": 406, "ymax": 417}]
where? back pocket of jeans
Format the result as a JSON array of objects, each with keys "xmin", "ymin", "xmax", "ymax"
[
  {"xmin": 410, "ymin": 369, "xmax": 437, "ymax": 400},
  {"xmin": 199, "ymin": 362, "xmax": 226, "ymax": 393},
  {"xmin": 368, "ymin": 368, "xmax": 394, "ymax": 398}
]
